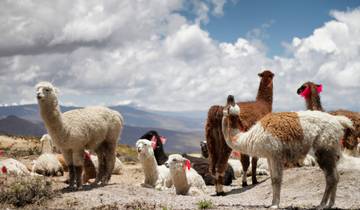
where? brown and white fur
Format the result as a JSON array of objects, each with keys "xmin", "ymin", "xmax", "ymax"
[
  {"xmin": 222, "ymin": 95, "xmax": 353, "ymax": 209},
  {"xmin": 36, "ymin": 82, "xmax": 123, "ymax": 190},
  {"xmin": 206, "ymin": 70, "xmax": 273, "ymax": 196},
  {"xmin": 297, "ymin": 82, "xmax": 360, "ymax": 153}
]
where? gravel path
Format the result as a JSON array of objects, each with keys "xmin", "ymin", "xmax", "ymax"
[{"xmin": 41, "ymin": 163, "xmax": 360, "ymax": 210}]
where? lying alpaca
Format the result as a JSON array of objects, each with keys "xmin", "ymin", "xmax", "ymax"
[
  {"xmin": 136, "ymin": 139, "xmax": 172, "ymax": 190},
  {"xmin": 206, "ymin": 70, "xmax": 274, "ymax": 196},
  {"xmin": 32, "ymin": 153, "xmax": 64, "ymax": 176},
  {"xmin": 0, "ymin": 158, "xmax": 30, "ymax": 175},
  {"xmin": 90, "ymin": 154, "xmax": 124, "ymax": 175},
  {"xmin": 165, "ymin": 154, "xmax": 206, "ymax": 195},
  {"xmin": 297, "ymin": 82, "xmax": 360, "ymax": 153},
  {"xmin": 36, "ymin": 82, "xmax": 124, "ymax": 190},
  {"xmin": 222, "ymin": 95, "xmax": 353, "ymax": 208},
  {"xmin": 182, "ymin": 153, "xmax": 235, "ymax": 185}
]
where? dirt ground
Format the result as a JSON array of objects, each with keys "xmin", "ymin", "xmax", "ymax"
[{"xmin": 1, "ymin": 135, "xmax": 360, "ymax": 209}]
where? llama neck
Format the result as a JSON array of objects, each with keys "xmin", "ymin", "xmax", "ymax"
[
  {"xmin": 39, "ymin": 102, "xmax": 67, "ymax": 141},
  {"xmin": 256, "ymin": 80, "xmax": 273, "ymax": 109},
  {"xmin": 221, "ymin": 117, "xmax": 258, "ymax": 157},
  {"xmin": 305, "ymin": 89, "xmax": 324, "ymax": 111},
  {"xmin": 141, "ymin": 155, "xmax": 159, "ymax": 186},
  {"xmin": 171, "ymin": 168, "xmax": 190, "ymax": 195}
]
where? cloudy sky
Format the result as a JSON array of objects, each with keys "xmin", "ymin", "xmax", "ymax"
[{"xmin": 0, "ymin": 0, "xmax": 359, "ymax": 111}]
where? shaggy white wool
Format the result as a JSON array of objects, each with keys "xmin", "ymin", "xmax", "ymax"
[
  {"xmin": 32, "ymin": 153, "xmax": 64, "ymax": 176},
  {"xmin": 40, "ymin": 134, "xmax": 61, "ymax": 154},
  {"xmin": 166, "ymin": 154, "xmax": 206, "ymax": 195},
  {"xmin": 36, "ymin": 81, "xmax": 124, "ymax": 186},
  {"xmin": 0, "ymin": 158, "xmax": 30, "ymax": 175},
  {"xmin": 136, "ymin": 139, "xmax": 172, "ymax": 190},
  {"xmin": 90, "ymin": 155, "xmax": 124, "ymax": 175}
]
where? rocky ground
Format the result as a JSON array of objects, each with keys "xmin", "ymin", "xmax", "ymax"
[{"xmin": 1, "ymin": 135, "xmax": 360, "ymax": 209}]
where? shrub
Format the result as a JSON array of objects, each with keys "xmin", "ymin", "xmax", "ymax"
[
  {"xmin": 197, "ymin": 199, "xmax": 214, "ymax": 209},
  {"xmin": 0, "ymin": 175, "xmax": 55, "ymax": 207}
]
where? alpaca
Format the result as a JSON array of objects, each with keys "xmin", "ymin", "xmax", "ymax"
[
  {"xmin": 139, "ymin": 130, "xmax": 168, "ymax": 165},
  {"xmin": 90, "ymin": 154, "xmax": 124, "ymax": 175},
  {"xmin": 35, "ymin": 82, "xmax": 124, "ymax": 190},
  {"xmin": 40, "ymin": 134, "xmax": 60, "ymax": 154},
  {"xmin": 297, "ymin": 82, "xmax": 360, "ymax": 152},
  {"xmin": 0, "ymin": 158, "xmax": 30, "ymax": 175},
  {"xmin": 222, "ymin": 95, "xmax": 353, "ymax": 208},
  {"xmin": 165, "ymin": 154, "xmax": 206, "ymax": 195},
  {"xmin": 31, "ymin": 153, "xmax": 64, "ymax": 176},
  {"xmin": 182, "ymin": 153, "xmax": 235, "ymax": 185},
  {"xmin": 206, "ymin": 70, "xmax": 274, "ymax": 195},
  {"xmin": 136, "ymin": 139, "xmax": 172, "ymax": 190}
]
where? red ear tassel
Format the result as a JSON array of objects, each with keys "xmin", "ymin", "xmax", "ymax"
[
  {"xmin": 185, "ymin": 159, "xmax": 191, "ymax": 171},
  {"xmin": 84, "ymin": 151, "xmax": 91, "ymax": 160},
  {"xmin": 151, "ymin": 136, "xmax": 157, "ymax": 150},
  {"xmin": 316, "ymin": 84, "xmax": 323, "ymax": 93},
  {"xmin": 1, "ymin": 166, "xmax": 7, "ymax": 174},
  {"xmin": 300, "ymin": 87, "xmax": 311, "ymax": 98}
]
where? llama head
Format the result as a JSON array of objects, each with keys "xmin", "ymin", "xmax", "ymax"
[
  {"xmin": 258, "ymin": 70, "xmax": 274, "ymax": 87},
  {"xmin": 35, "ymin": 82, "xmax": 59, "ymax": 106},
  {"xmin": 200, "ymin": 141, "xmax": 209, "ymax": 158},
  {"xmin": 140, "ymin": 130, "xmax": 166, "ymax": 152},
  {"xmin": 165, "ymin": 154, "xmax": 191, "ymax": 171},
  {"xmin": 136, "ymin": 139, "xmax": 154, "ymax": 160},
  {"xmin": 297, "ymin": 81, "xmax": 322, "ymax": 98},
  {"xmin": 223, "ymin": 95, "xmax": 244, "ymax": 130}
]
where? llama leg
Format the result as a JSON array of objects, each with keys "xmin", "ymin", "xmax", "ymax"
[
  {"xmin": 103, "ymin": 141, "xmax": 116, "ymax": 184},
  {"xmin": 268, "ymin": 158, "xmax": 283, "ymax": 208},
  {"xmin": 251, "ymin": 157, "xmax": 259, "ymax": 184},
  {"xmin": 215, "ymin": 146, "xmax": 232, "ymax": 196},
  {"xmin": 72, "ymin": 150, "xmax": 85, "ymax": 189},
  {"xmin": 95, "ymin": 144, "xmax": 107, "ymax": 184},
  {"xmin": 62, "ymin": 149, "xmax": 75, "ymax": 189},
  {"xmin": 240, "ymin": 154, "xmax": 250, "ymax": 186},
  {"xmin": 315, "ymin": 148, "xmax": 339, "ymax": 208}
]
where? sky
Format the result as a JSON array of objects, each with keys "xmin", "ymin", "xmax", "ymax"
[{"xmin": 0, "ymin": 0, "xmax": 359, "ymax": 111}]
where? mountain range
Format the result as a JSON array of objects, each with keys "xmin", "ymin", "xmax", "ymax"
[{"xmin": 0, "ymin": 104, "xmax": 207, "ymax": 153}]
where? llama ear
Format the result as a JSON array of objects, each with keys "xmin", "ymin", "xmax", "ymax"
[
  {"xmin": 151, "ymin": 136, "xmax": 157, "ymax": 149},
  {"xmin": 160, "ymin": 136, "xmax": 167, "ymax": 144},
  {"xmin": 258, "ymin": 73, "xmax": 263, "ymax": 77},
  {"xmin": 316, "ymin": 84, "xmax": 323, "ymax": 94}
]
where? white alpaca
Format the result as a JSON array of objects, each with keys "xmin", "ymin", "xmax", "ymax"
[
  {"xmin": 35, "ymin": 82, "xmax": 124, "ymax": 189},
  {"xmin": 136, "ymin": 139, "xmax": 172, "ymax": 190},
  {"xmin": 32, "ymin": 153, "xmax": 64, "ymax": 176},
  {"xmin": 228, "ymin": 158, "xmax": 269, "ymax": 178},
  {"xmin": 40, "ymin": 134, "xmax": 60, "ymax": 154},
  {"xmin": 165, "ymin": 154, "xmax": 206, "ymax": 195},
  {"xmin": 0, "ymin": 158, "xmax": 30, "ymax": 175},
  {"xmin": 90, "ymin": 155, "xmax": 124, "ymax": 175},
  {"xmin": 222, "ymin": 95, "xmax": 353, "ymax": 209}
]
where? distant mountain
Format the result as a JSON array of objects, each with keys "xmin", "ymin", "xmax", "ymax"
[
  {"xmin": 0, "ymin": 115, "xmax": 46, "ymax": 136},
  {"xmin": 0, "ymin": 104, "xmax": 206, "ymax": 132},
  {"xmin": 0, "ymin": 115, "xmax": 203, "ymax": 153}
]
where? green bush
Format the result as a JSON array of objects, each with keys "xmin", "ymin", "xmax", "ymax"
[{"xmin": 197, "ymin": 199, "xmax": 214, "ymax": 209}]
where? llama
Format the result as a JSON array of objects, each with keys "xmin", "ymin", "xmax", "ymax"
[
  {"xmin": 206, "ymin": 70, "xmax": 274, "ymax": 195},
  {"xmin": 35, "ymin": 82, "xmax": 124, "ymax": 190},
  {"xmin": 165, "ymin": 154, "xmax": 206, "ymax": 195},
  {"xmin": 139, "ymin": 130, "xmax": 168, "ymax": 165},
  {"xmin": 222, "ymin": 95, "xmax": 353, "ymax": 208},
  {"xmin": 136, "ymin": 139, "xmax": 172, "ymax": 190},
  {"xmin": 297, "ymin": 82, "xmax": 360, "ymax": 152},
  {"xmin": 0, "ymin": 158, "xmax": 30, "ymax": 176},
  {"xmin": 31, "ymin": 153, "xmax": 64, "ymax": 176}
]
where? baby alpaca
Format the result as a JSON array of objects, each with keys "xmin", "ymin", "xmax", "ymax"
[
  {"xmin": 0, "ymin": 158, "xmax": 30, "ymax": 175},
  {"xmin": 222, "ymin": 95, "xmax": 353, "ymax": 208},
  {"xmin": 136, "ymin": 139, "xmax": 172, "ymax": 190},
  {"xmin": 32, "ymin": 153, "xmax": 64, "ymax": 176},
  {"xmin": 165, "ymin": 154, "xmax": 206, "ymax": 195}
]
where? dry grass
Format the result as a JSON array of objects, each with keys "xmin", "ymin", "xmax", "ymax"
[
  {"xmin": 116, "ymin": 144, "xmax": 138, "ymax": 163},
  {"xmin": 0, "ymin": 175, "xmax": 56, "ymax": 207}
]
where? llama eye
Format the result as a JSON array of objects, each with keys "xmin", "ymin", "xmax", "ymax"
[{"xmin": 45, "ymin": 89, "xmax": 50, "ymax": 92}]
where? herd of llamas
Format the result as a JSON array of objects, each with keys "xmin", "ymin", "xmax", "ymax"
[{"xmin": 0, "ymin": 70, "xmax": 359, "ymax": 209}]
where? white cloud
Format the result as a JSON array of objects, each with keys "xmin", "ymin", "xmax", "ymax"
[{"xmin": 0, "ymin": 1, "xmax": 359, "ymax": 112}]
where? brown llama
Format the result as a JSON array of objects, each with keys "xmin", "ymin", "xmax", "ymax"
[
  {"xmin": 297, "ymin": 82, "xmax": 360, "ymax": 151},
  {"xmin": 206, "ymin": 70, "xmax": 274, "ymax": 196}
]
